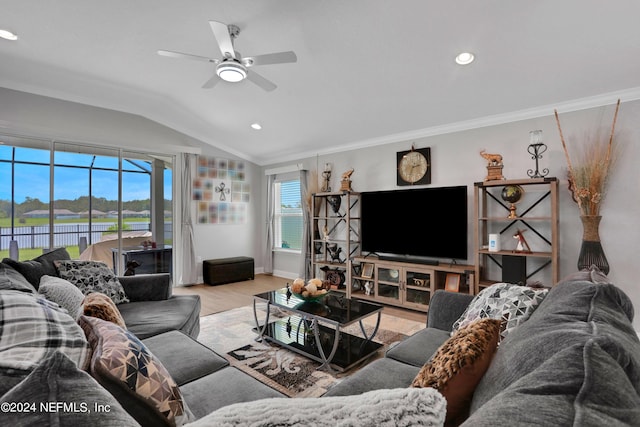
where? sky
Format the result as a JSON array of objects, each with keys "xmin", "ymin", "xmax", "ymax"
[{"xmin": 0, "ymin": 145, "xmax": 172, "ymax": 203}]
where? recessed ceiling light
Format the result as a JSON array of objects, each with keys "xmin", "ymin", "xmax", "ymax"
[
  {"xmin": 455, "ymin": 52, "xmax": 475, "ymax": 65},
  {"xmin": 0, "ymin": 29, "xmax": 18, "ymax": 41},
  {"xmin": 251, "ymin": 123, "xmax": 262, "ymax": 130}
]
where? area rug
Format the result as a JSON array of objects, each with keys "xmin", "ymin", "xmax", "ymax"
[{"xmin": 197, "ymin": 303, "xmax": 424, "ymax": 398}]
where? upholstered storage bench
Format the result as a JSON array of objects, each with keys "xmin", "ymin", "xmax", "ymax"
[{"xmin": 203, "ymin": 256, "xmax": 255, "ymax": 286}]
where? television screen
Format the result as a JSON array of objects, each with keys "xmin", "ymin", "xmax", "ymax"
[{"xmin": 360, "ymin": 186, "xmax": 468, "ymax": 262}]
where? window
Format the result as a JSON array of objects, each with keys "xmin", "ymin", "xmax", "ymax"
[
  {"xmin": 0, "ymin": 135, "xmax": 173, "ymax": 271},
  {"xmin": 274, "ymin": 179, "xmax": 302, "ymax": 250}
]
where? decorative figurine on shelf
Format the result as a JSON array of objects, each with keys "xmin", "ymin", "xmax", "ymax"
[
  {"xmin": 364, "ymin": 281, "xmax": 373, "ymax": 296},
  {"xmin": 327, "ymin": 195, "xmax": 341, "ymax": 213},
  {"xmin": 321, "ymin": 163, "xmax": 332, "ymax": 192},
  {"xmin": 322, "ymin": 224, "xmax": 330, "ymax": 241},
  {"xmin": 480, "ymin": 149, "xmax": 505, "ymax": 181},
  {"xmin": 327, "ymin": 243, "xmax": 344, "ymax": 263},
  {"xmin": 340, "ymin": 168, "xmax": 354, "ymax": 191},
  {"xmin": 527, "ymin": 130, "xmax": 549, "ymax": 178},
  {"xmin": 513, "ymin": 229, "xmax": 532, "ymax": 253}
]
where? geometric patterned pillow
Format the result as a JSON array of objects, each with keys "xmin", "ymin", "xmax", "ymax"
[
  {"xmin": 451, "ymin": 282, "xmax": 548, "ymax": 340},
  {"xmin": 55, "ymin": 260, "xmax": 129, "ymax": 305},
  {"xmin": 412, "ymin": 318, "xmax": 502, "ymax": 425},
  {"xmin": 0, "ymin": 290, "xmax": 90, "ymax": 371},
  {"xmin": 78, "ymin": 315, "xmax": 191, "ymax": 426}
]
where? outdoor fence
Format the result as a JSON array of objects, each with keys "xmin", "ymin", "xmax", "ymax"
[{"xmin": 0, "ymin": 222, "xmax": 157, "ymax": 251}]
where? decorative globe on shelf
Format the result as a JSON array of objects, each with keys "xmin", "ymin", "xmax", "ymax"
[{"xmin": 501, "ymin": 185, "xmax": 524, "ymax": 218}]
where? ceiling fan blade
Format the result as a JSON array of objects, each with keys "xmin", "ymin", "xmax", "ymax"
[
  {"xmin": 244, "ymin": 51, "xmax": 297, "ymax": 67},
  {"xmin": 202, "ymin": 74, "xmax": 221, "ymax": 89},
  {"xmin": 209, "ymin": 20, "xmax": 237, "ymax": 59},
  {"xmin": 157, "ymin": 50, "xmax": 218, "ymax": 64},
  {"xmin": 246, "ymin": 70, "xmax": 276, "ymax": 92}
]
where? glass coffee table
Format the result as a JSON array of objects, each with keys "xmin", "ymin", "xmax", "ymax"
[{"xmin": 253, "ymin": 288, "xmax": 384, "ymax": 371}]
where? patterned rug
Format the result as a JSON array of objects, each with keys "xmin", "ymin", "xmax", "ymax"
[{"xmin": 197, "ymin": 303, "xmax": 424, "ymax": 397}]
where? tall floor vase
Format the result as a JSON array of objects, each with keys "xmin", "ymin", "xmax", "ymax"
[{"xmin": 577, "ymin": 215, "xmax": 610, "ymax": 274}]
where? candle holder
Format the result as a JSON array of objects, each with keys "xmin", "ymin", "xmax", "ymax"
[{"xmin": 527, "ymin": 130, "xmax": 549, "ymax": 178}]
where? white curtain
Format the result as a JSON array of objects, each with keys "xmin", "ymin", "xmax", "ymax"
[
  {"xmin": 264, "ymin": 174, "xmax": 275, "ymax": 274},
  {"xmin": 179, "ymin": 153, "xmax": 198, "ymax": 285},
  {"xmin": 299, "ymin": 170, "xmax": 311, "ymax": 280}
]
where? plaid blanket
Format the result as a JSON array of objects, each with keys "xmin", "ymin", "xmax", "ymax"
[{"xmin": 0, "ymin": 290, "xmax": 90, "ymax": 370}]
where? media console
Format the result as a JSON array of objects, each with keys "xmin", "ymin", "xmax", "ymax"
[{"xmin": 349, "ymin": 256, "xmax": 475, "ymax": 312}]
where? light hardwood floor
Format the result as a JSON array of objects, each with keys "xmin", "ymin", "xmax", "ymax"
[{"xmin": 172, "ymin": 273, "xmax": 427, "ymax": 323}]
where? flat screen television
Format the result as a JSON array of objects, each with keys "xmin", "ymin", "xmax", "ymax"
[{"xmin": 360, "ymin": 185, "xmax": 468, "ymax": 262}]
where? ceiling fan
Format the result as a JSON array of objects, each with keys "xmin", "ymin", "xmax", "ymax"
[{"xmin": 158, "ymin": 20, "xmax": 297, "ymax": 92}]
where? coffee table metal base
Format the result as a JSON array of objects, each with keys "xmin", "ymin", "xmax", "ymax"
[{"xmin": 253, "ymin": 299, "xmax": 383, "ymax": 372}]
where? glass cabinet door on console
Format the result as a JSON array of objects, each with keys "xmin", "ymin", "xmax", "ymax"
[
  {"xmin": 375, "ymin": 265, "xmax": 401, "ymax": 304},
  {"xmin": 404, "ymin": 268, "xmax": 432, "ymax": 311}
]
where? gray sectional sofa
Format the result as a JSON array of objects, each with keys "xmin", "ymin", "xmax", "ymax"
[
  {"xmin": 0, "ymin": 249, "xmax": 284, "ymax": 426},
  {"xmin": 327, "ymin": 271, "xmax": 640, "ymax": 426},
  {"xmin": 2, "ymin": 247, "xmax": 639, "ymax": 426}
]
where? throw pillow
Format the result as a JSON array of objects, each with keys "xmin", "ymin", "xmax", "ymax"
[
  {"xmin": 2, "ymin": 247, "xmax": 71, "ymax": 289},
  {"xmin": 451, "ymin": 282, "xmax": 548, "ymax": 339},
  {"xmin": 79, "ymin": 315, "xmax": 191, "ymax": 426},
  {"xmin": 558, "ymin": 265, "xmax": 611, "ymax": 285},
  {"xmin": 55, "ymin": 260, "xmax": 129, "ymax": 305},
  {"xmin": 0, "ymin": 261, "xmax": 37, "ymax": 293},
  {"xmin": 188, "ymin": 387, "xmax": 446, "ymax": 427},
  {"xmin": 0, "ymin": 290, "xmax": 90, "ymax": 371},
  {"xmin": 38, "ymin": 275, "xmax": 85, "ymax": 319},
  {"xmin": 0, "ymin": 351, "xmax": 139, "ymax": 426},
  {"xmin": 83, "ymin": 292, "xmax": 127, "ymax": 328},
  {"xmin": 412, "ymin": 318, "xmax": 502, "ymax": 426}
]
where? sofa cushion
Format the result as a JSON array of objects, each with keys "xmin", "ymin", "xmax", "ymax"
[
  {"xmin": 142, "ymin": 330, "xmax": 229, "ymax": 386},
  {"xmin": 0, "ymin": 351, "xmax": 139, "ymax": 427},
  {"xmin": 79, "ymin": 315, "xmax": 191, "ymax": 426},
  {"xmin": 463, "ymin": 340, "xmax": 640, "ymax": 426},
  {"xmin": 324, "ymin": 357, "xmax": 421, "ymax": 397},
  {"xmin": 412, "ymin": 318, "xmax": 501, "ymax": 426},
  {"xmin": 188, "ymin": 387, "xmax": 446, "ymax": 427},
  {"xmin": 0, "ymin": 262, "xmax": 37, "ymax": 293},
  {"xmin": 2, "ymin": 247, "xmax": 71, "ymax": 289},
  {"xmin": 452, "ymin": 282, "xmax": 548, "ymax": 339},
  {"xmin": 38, "ymin": 275, "xmax": 85, "ymax": 319},
  {"xmin": 0, "ymin": 290, "xmax": 90, "ymax": 371},
  {"xmin": 117, "ymin": 296, "xmax": 201, "ymax": 340},
  {"xmin": 471, "ymin": 280, "xmax": 640, "ymax": 414},
  {"xmin": 83, "ymin": 292, "xmax": 127, "ymax": 328},
  {"xmin": 385, "ymin": 327, "xmax": 451, "ymax": 367},
  {"xmin": 181, "ymin": 366, "xmax": 287, "ymax": 419},
  {"xmin": 55, "ymin": 260, "xmax": 130, "ymax": 304}
]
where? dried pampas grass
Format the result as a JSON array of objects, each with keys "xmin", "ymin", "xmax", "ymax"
[{"xmin": 554, "ymin": 99, "xmax": 620, "ymax": 216}]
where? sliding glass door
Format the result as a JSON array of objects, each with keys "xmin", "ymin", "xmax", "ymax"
[{"xmin": 0, "ymin": 134, "xmax": 174, "ymax": 277}]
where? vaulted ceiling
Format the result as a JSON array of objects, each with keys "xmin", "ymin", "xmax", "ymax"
[{"xmin": 1, "ymin": 1, "xmax": 640, "ymax": 165}]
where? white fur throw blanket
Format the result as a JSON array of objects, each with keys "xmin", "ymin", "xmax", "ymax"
[{"xmin": 187, "ymin": 387, "xmax": 446, "ymax": 427}]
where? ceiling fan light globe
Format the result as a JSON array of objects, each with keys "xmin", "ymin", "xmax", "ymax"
[{"xmin": 217, "ymin": 61, "xmax": 247, "ymax": 82}]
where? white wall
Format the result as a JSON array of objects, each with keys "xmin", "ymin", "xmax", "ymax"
[{"xmin": 263, "ymin": 100, "xmax": 640, "ymax": 330}]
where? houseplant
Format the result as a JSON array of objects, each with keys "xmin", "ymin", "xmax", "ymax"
[{"xmin": 554, "ymin": 99, "xmax": 621, "ymax": 274}]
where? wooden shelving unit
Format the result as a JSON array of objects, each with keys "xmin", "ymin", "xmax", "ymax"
[
  {"xmin": 310, "ymin": 191, "xmax": 360, "ymax": 292},
  {"xmin": 473, "ymin": 177, "xmax": 559, "ymax": 292}
]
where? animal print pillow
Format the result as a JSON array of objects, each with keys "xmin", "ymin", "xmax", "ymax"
[
  {"xmin": 83, "ymin": 292, "xmax": 127, "ymax": 329},
  {"xmin": 412, "ymin": 318, "xmax": 501, "ymax": 426}
]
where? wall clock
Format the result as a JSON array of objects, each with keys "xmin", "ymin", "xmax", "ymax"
[{"xmin": 397, "ymin": 146, "xmax": 431, "ymax": 186}]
